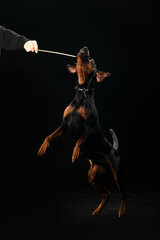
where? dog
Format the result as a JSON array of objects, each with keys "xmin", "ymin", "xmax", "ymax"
[{"xmin": 38, "ymin": 46, "xmax": 127, "ymax": 217}]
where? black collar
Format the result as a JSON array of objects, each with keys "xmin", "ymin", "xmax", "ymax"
[{"xmin": 75, "ymin": 86, "xmax": 95, "ymax": 98}]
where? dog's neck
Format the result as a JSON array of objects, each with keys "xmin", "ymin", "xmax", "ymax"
[
  {"xmin": 75, "ymin": 86, "xmax": 95, "ymax": 98},
  {"xmin": 75, "ymin": 71, "xmax": 96, "ymax": 98},
  {"xmin": 76, "ymin": 71, "xmax": 96, "ymax": 89}
]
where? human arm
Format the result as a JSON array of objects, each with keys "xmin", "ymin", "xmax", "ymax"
[{"xmin": 0, "ymin": 25, "xmax": 38, "ymax": 53}]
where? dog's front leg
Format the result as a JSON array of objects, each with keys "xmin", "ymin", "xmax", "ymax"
[
  {"xmin": 72, "ymin": 129, "xmax": 88, "ymax": 162},
  {"xmin": 72, "ymin": 143, "xmax": 81, "ymax": 162},
  {"xmin": 38, "ymin": 125, "xmax": 65, "ymax": 156}
]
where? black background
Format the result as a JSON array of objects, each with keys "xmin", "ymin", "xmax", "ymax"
[{"xmin": 0, "ymin": 0, "xmax": 160, "ymax": 238}]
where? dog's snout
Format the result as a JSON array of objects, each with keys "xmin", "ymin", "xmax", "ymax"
[
  {"xmin": 80, "ymin": 46, "xmax": 88, "ymax": 53},
  {"xmin": 82, "ymin": 46, "xmax": 88, "ymax": 51}
]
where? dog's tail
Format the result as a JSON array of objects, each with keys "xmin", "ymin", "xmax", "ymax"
[{"xmin": 109, "ymin": 128, "xmax": 119, "ymax": 150}]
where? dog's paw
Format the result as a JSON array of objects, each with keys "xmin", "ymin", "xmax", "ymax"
[
  {"xmin": 72, "ymin": 146, "xmax": 80, "ymax": 162},
  {"xmin": 92, "ymin": 207, "xmax": 102, "ymax": 216},
  {"xmin": 118, "ymin": 200, "xmax": 126, "ymax": 218},
  {"xmin": 38, "ymin": 137, "xmax": 50, "ymax": 156}
]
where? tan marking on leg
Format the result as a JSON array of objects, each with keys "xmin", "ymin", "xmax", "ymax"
[
  {"xmin": 107, "ymin": 160, "xmax": 126, "ymax": 217},
  {"xmin": 72, "ymin": 129, "xmax": 88, "ymax": 162},
  {"xmin": 38, "ymin": 126, "xmax": 64, "ymax": 156},
  {"xmin": 88, "ymin": 163, "xmax": 110, "ymax": 216},
  {"xmin": 63, "ymin": 105, "xmax": 75, "ymax": 119},
  {"xmin": 118, "ymin": 199, "xmax": 126, "ymax": 218}
]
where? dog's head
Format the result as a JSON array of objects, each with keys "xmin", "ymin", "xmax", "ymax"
[{"xmin": 67, "ymin": 46, "xmax": 110, "ymax": 85}]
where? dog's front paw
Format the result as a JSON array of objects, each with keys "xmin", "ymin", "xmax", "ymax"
[
  {"xmin": 38, "ymin": 137, "xmax": 50, "ymax": 156},
  {"xmin": 72, "ymin": 145, "xmax": 80, "ymax": 162}
]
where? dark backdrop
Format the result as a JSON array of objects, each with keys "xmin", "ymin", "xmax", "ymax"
[{"xmin": 0, "ymin": 0, "xmax": 159, "ymax": 214}]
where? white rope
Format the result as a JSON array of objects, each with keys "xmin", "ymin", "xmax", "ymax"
[{"xmin": 38, "ymin": 49, "xmax": 76, "ymax": 58}]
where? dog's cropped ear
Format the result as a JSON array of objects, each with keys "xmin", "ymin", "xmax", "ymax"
[
  {"xmin": 66, "ymin": 64, "xmax": 77, "ymax": 74},
  {"xmin": 96, "ymin": 71, "xmax": 111, "ymax": 82}
]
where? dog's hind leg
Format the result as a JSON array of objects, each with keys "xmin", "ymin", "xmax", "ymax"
[
  {"xmin": 88, "ymin": 160, "xmax": 110, "ymax": 216},
  {"xmin": 113, "ymin": 170, "xmax": 126, "ymax": 218},
  {"xmin": 108, "ymin": 156, "xmax": 127, "ymax": 217}
]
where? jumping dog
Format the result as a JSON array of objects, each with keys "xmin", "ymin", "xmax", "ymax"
[{"xmin": 38, "ymin": 46, "xmax": 127, "ymax": 217}]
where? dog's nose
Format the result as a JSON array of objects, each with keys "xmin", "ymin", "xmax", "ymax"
[
  {"xmin": 81, "ymin": 46, "xmax": 88, "ymax": 53},
  {"xmin": 83, "ymin": 46, "xmax": 88, "ymax": 51}
]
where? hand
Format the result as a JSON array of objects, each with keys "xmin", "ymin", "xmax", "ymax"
[{"xmin": 24, "ymin": 40, "xmax": 38, "ymax": 53}]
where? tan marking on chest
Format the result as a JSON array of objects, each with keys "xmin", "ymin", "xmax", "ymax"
[
  {"xmin": 63, "ymin": 105, "xmax": 75, "ymax": 119},
  {"xmin": 77, "ymin": 106, "xmax": 89, "ymax": 120}
]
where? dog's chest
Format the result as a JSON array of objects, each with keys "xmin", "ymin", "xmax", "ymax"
[{"xmin": 75, "ymin": 98, "xmax": 98, "ymax": 122}]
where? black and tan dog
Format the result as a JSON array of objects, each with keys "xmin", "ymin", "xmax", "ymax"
[{"xmin": 38, "ymin": 46, "xmax": 127, "ymax": 217}]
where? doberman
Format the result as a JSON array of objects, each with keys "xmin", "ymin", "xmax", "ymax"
[{"xmin": 38, "ymin": 46, "xmax": 127, "ymax": 217}]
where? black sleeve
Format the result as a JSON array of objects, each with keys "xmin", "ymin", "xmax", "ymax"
[{"xmin": 0, "ymin": 25, "xmax": 29, "ymax": 51}]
